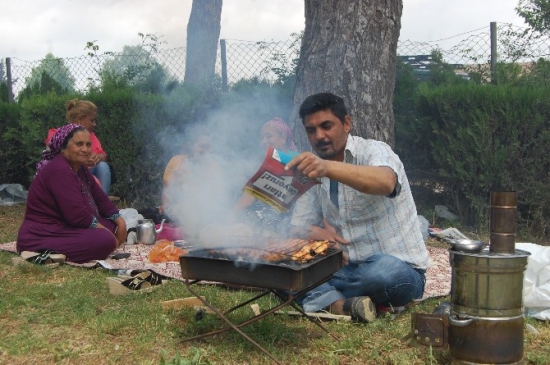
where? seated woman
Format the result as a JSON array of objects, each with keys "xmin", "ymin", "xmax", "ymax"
[
  {"xmin": 233, "ymin": 117, "xmax": 299, "ymax": 236},
  {"xmin": 161, "ymin": 133, "xmax": 213, "ymax": 217},
  {"xmin": 46, "ymin": 99, "xmax": 112, "ymax": 194},
  {"xmin": 136, "ymin": 132, "xmax": 216, "ymax": 241},
  {"xmin": 17, "ymin": 124, "xmax": 127, "ymax": 263}
]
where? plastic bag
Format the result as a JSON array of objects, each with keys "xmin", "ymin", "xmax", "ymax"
[
  {"xmin": 119, "ymin": 208, "xmax": 143, "ymax": 229},
  {"xmin": 147, "ymin": 240, "xmax": 187, "ymax": 263},
  {"xmin": 516, "ymin": 242, "xmax": 550, "ymax": 320},
  {"xmin": 0, "ymin": 184, "xmax": 28, "ymax": 206}
]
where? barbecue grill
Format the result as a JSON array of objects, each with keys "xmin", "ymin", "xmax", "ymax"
[{"xmin": 179, "ymin": 246, "xmax": 343, "ymax": 364}]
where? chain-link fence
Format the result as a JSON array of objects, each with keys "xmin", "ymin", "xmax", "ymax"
[{"xmin": 3, "ymin": 22, "xmax": 550, "ymax": 102}]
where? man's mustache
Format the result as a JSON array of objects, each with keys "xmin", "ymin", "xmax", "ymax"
[{"xmin": 315, "ymin": 141, "xmax": 331, "ymax": 149}]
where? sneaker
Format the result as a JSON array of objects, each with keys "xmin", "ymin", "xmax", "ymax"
[{"xmin": 343, "ymin": 296, "xmax": 377, "ymax": 323}]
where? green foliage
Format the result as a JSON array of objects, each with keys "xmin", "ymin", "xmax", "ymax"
[
  {"xmin": 0, "ymin": 82, "xmax": 9, "ymax": 103},
  {"xmin": 427, "ymin": 50, "xmax": 469, "ymax": 86},
  {"xmin": 87, "ymin": 34, "xmax": 175, "ymax": 94},
  {"xmin": 5, "ymin": 93, "xmax": 70, "ymax": 183},
  {"xmin": 0, "ymin": 62, "xmax": 8, "ymax": 103},
  {"xmin": 516, "ymin": 0, "xmax": 550, "ymax": 34},
  {"xmin": 159, "ymin": 348, "xmax": 211, "ymax": 365},
  {"xmin": 413, "ymin": 84, "xmax": 550, "ymax": 237},
  {"xmin": 0, "ymin": 101, "xmax": 23, "ymax": 183},
  {"xmin": 18, "ymin": 53, "xmax": 75, "ymax": 101},
  {"xmin": 394, "ymin": 49, "xmax": 550, "ymax": 239},
  {"xmin": 515, "ymin": 57, "xmax": 550, "ymax": 86},
  {"xmin": 17, "ymin": 71, "xmax": 68, "ymax": 102}
]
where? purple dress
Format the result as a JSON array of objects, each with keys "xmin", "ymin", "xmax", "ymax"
[{"xmin": 17, "ymin": 155, "xmax": 120, "ymax": 263}]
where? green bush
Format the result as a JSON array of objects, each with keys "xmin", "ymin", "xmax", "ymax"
[
  {"xmin": 5, "ymin": 92, "xmax": 70, "ymax": 183},
  {"xmin": 0, "ymin": 101, "xmax": 23, "ymax": 183},
  {"xmin": 411, "ymin": 83, "xmax": 550, "ymax": 238}
]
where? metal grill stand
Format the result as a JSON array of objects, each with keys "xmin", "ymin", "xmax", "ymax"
[{"xmin": 181, "ymin": 276, "xmax": 338, "ymax": 365}]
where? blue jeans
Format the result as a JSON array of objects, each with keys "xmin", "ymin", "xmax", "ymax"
[
  {"xmin": 300, "ymin": 254, "xmax": 426, "ymax": 312},
  {"xmin": 89, "ymin": 161, "xmax": 111, "ymax": 195}
]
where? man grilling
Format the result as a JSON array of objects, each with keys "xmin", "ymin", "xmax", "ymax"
[{"xmin": 286, "ymin": 92, "xmax": 429, "ymax": 322}]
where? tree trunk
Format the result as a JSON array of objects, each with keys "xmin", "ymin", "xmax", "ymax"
[
  {"xmin": 289, "ymin": 0, "xmax": 402, "ymax": 149},
  {"xmin": 184, "ymin": 0, "xmax": 223, "ymax": 87}
]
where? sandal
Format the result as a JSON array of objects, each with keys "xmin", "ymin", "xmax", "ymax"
[
  {"xmin": 106, "ymin": 276, "xmax": 153, "ymax": 295},
  {"xmin": 12, "ymin": 251, "xmax": 62, "ymax": 268},
  {"xmin": 117, "ymin": 269, "xmax": 168, "ymax": 286},
  {"xmin": 35, "ymin": 249, "xmax": 66, "ymax": 264}
]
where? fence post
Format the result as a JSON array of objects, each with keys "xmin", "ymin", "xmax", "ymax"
[
  {"xmin": 220, "ymin": 39, "xmax": 228, "ymax": 92},
  {"xmin": 490, "ymin": 22, "xmax": 497, "ymax": 84},
  {"xmin": 5, "ymin": 58, "xmax": 14, "ymax": 104}
]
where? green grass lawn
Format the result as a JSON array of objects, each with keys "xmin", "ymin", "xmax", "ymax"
[{"xmin": 1, "ymin": 204, "xmax": 549, "ymax": 365}]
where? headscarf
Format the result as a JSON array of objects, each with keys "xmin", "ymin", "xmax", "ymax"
[
  {"xmin": 263, "ymin": 117, "xmax": 298, "ymax": 151},
  {"xmin": 36, "ymin": 124, "xmax": 84, "ymax": 174}
]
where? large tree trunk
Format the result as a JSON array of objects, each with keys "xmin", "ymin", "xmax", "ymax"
[
  {"xmin": 184, "ymin": 0, "xmax": 223, "ymax": 87},
  {"xmin": 289, "ymin": 0, "xmax": 402, "ymax": 149}
]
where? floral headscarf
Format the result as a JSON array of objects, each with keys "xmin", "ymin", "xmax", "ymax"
[
  {"xmin": 263, "ymin": 117, "xmax": 298, "ymax": 151},
  {"xmin": 36, "ymin": 124, "xmax": 85, "ymax": 174}
]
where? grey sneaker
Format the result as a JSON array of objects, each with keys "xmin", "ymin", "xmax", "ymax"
[{"xmin": 344, "ymin": 296, "xmax": 377, "ymax": 323}]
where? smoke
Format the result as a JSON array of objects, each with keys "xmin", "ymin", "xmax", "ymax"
[{"xmin": 156, "ymin": 89, "xmax": 292, "ymax": 245}]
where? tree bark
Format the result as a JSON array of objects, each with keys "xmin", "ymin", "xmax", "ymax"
[
  {"xmin": 289, "ymin": 0, "xmax": 402, "ymax": 149},
  {"xmin": 184, "ymin": 0, "xmax": 223, "ymax": 87}
]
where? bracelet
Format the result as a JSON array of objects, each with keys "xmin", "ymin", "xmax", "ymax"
[
  {"xmin": 90, "ymin": 216, "xmax": 99, "ymax": 228},
  {"xmin": 108, "ymin": 212, "xmax": 121, "ymax": 221}
]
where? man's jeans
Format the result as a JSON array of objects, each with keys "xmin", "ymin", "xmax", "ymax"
[
  {"xmin": 300, "ymin": 253, "xmax": 426, "ymax": 312},
  {"xmin": 90, "ymin": 161, "xmax": 111, "ymax": 195}
]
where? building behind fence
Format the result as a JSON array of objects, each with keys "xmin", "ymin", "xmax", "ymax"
[{"xmin": 3, "ymin": 22, "xmax": 550, "ymax": 103}]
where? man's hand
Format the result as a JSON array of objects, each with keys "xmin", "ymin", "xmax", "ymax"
[
  {"xmin": 317, "ymin": 219, "xmax": 349, "ymax": 265},
  {"xmin": 291, "ymin": 220, "xmax": 350, "ymax": 266},
  {"xmin": 285, "ymin": 152, "xmax": 329, "ymax": 179}
]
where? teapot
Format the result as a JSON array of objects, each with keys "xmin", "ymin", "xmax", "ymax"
[{"xmin": 136, "ymin": 218, "xmax": 165, "ymax": 245}]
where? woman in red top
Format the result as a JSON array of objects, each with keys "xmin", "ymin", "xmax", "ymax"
[{"xmin": 46, "ymin": 99, "xmax": 112, "ymax": 194}]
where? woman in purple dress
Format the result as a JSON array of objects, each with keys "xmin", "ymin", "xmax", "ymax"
[{"xmin": 17, "ymin": 124, "xmax": 127, "ymax": 263}]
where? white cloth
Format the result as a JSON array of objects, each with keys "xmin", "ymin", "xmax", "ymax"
[
  {"xmin": 516, "ymin": 242, "xmax": 550, "ymax": 320},
  {"xmin": 290, "ymin": 136, "xmax": 429, "ymax": 270}
]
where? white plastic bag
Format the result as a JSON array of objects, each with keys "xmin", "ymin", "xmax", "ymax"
[
  {"xmin": 516, "ymin": 242, "xmax": 550, "ymax": 320},
  {"xmin": 119, "ymin": 208, "xmax": 143, "ymax": 229},
  {"xmin": 0, "ymin": 184, "xmax": 28, "ymax": 206}
]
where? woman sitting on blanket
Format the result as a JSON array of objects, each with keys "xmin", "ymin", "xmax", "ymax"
[{"xmin": 17, "ymin": 124, "xmax": 127, "ymax": 263}]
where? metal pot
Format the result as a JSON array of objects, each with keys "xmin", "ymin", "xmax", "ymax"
[
  {"xmin": 136, "ymin": 218, "xmax": 165, "ymax": 245},
  {"xmin": 447, "ymin": 239, "xmax": 487, "ymax": 253},
  {"xmin": 448, "ymin": 249, "xmax": 530, "ymax": 364}
]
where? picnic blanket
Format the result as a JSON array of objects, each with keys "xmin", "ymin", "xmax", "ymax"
[{"xmin": 0, "ymin": 241, "xmax": 451, "ymax": 300}]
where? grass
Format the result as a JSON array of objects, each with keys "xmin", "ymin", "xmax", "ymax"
[{"xmin": 1, "ymin": 204, "xmax": 549, "ymax": 364}]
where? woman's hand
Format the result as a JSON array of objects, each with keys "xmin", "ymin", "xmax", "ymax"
[
  {"xmin": 87, "ymin": 153, "xmax": 101, "ymax": 166},
  {"xmin": 113, "ymin": 217, "xmax": 127, "ymax": 246}
]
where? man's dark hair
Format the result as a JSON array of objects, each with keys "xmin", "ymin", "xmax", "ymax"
[{"xmin": 298, "ymin": 92, "xmax": 348, "ymax": 124}]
